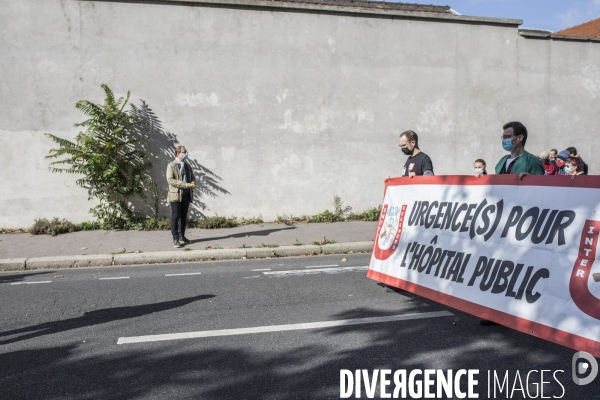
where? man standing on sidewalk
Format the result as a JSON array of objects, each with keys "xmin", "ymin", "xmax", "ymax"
[
  {"xmin": 167, "ymin": 145, "xmax": 195, "ymax": 248},
  {"xmin": 384, "ymin": 130, "xmax": 434, "ymax": 182}
]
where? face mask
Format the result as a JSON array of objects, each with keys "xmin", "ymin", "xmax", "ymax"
[
  {"xmin": 401, "ymin": 147, "xmax": 412, "ymax": 156},
  {"xmin": 475, "ymin": 168, "xmax": 484, "ymax": 174},
  {"xmin": 182, "ymin": 153, "xmax": 188, "ymax": 160},
  {"xmin": 564, "ymin": 166, "xmax": 573, "ymax": 174},
  {"xmin": 502, "ymin": 139, "xmax": 515, "ymax": 152},
  {"xmin": 549, "ymin": 157, "xmax": 555, "ymax": 162},
  {"xmin": 556, "ymin": 160, "xmax": 564, "ymax": 168}
]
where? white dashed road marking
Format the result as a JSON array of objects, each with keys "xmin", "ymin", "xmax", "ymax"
[
  {"xmin": 251, "ymin": 269, "xmax": 271, "ymax": 271},
  {"xmin": 11, "ymin": 281, "xmax": 52, "ymax": 285},
  {"xmin": 99, "ymin": 277, "xmax": 130, "ymax": 280},
  {"xmin": 263, "ymin": 266, "xmax": 368, "ymax": 276},
  {"xmin": 305, "ymin": 264, "xmax": 339, "ymax": 269},
  {"xmin": 165, "ymin": 272, "xmax": 202, "ymax": 277},
  {"xmin": 117, "ymin": 311, "xmax": 454, "ymax": 344}
]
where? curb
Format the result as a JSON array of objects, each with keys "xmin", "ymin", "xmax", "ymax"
[{"xmin": 0, "ymin": 241, "xmax": 374, "ymax": 271}]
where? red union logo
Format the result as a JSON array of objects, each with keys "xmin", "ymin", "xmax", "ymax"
[
  {"xmin": 569, "ymin": 220, "xmax": 600, "ymax": 320},
  {"xmin": 373, "ymin": 204, "xmax": 407, "ymax": 260}
]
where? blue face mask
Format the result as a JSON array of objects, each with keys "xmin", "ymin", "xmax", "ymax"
[
  {"xmin": 563, "ymin": 166, "xmax": 573, "ymax": 174},
  {"xmin": 502, "ymin": 139, "xmax": 515, "ymax": 152},
  {"xmin": 182, "ymin": 153, "xmax": 188, "ymax": 160},
  {"xmin": 475, "ymin": 168, "xmax": 484, "ymax": 174}
]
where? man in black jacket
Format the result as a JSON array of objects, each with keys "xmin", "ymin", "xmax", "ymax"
[{"xmin": 384, "ymin": 130, "xmax": 434, "ymax": 182}]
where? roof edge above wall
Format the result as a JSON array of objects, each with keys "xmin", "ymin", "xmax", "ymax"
[
  {"xmin": 519, "ymin": 29, "xmax": 600, "ymax": 43},
  {"xmin": 92, "ymin": 0, "xmax": 523, "ymax": 27}
]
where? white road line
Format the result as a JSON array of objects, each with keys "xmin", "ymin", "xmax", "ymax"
[
  {"xmin": 117, "ymin": 311, "xmax": 453, "ymax": 344},
  {"xmin": 10, "ymin": 281, "xmax": 52, "ymax": 285},
  {"xmin": 251, "ymin": 269, "xmax": 271, "ymax": 271},
  {"xmin": 263, "ymin": 266, "xmax": 368, "ymax": 276},
  {"xmin": 305, "ymin": 264, "xmax": 338, "ymax": 268},
  {"xmin": 99, "ymin": 277, "xmax": 130, "ymax": 280},
  {"xmin": 165, "ymin": 272, "xmax": 202, "ymax": 276}
]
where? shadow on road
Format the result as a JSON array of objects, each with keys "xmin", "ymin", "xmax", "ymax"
[
  {"xmin": 0, "ymin": 304, "xmax": 579, "ymax": 399},
  {"xmin": 0, "ymin": 294, "xmax": 215, "ymax": 345},
  {"xmin": 0, "ymin": 271, "xmax": 55, "ymax": 284}
]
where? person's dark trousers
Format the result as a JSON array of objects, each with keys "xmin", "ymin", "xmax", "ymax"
[{"xmin": 170, "ymin": 193, "xmax": 191, "ymax": 240}]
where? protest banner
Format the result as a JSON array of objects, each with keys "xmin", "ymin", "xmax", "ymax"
[{"xmin": 367, "ymin": 175, "xmax": 600, "ymax": 357}]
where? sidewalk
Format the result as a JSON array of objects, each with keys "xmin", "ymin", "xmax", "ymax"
[{"xmin": 0, "ymin": 221, "xmax": 377, "ymax": 271}]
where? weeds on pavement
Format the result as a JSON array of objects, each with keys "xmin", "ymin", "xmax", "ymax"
[{"xmin": 311, "ymin": 236, "xmax": 336, "ymax": 246}]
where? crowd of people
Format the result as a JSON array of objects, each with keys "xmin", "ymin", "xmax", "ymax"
[
  {"xmin": 383, "ymin": 121, "xmax": 592, "ymax": 326},
  {"xmin": 474, "ymin": 145, "xmax": 589, "ymax": 178},
  {"xmin": 384, "ymin": 121, "xmax": 591, "ymax": 182}
]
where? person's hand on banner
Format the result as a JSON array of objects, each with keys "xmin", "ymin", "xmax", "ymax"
[
  {"xmin": 519, "ymin": 172, "xmax": 530, "ymax": 180},
  {"xmin": 408, "ymin": 172, "xmax": 416, "ymax": 178},
  {"xmin": 384, "ymin": 176, "xmax": 390, "ymax": 183}
]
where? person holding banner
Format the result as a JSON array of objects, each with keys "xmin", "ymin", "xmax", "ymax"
[
  {"xmin": 384, "ymin": 130, "xmax": 434, "ymax": 182},
  {"xmin": 495, "ymin": 121, "xmax": 544, "ymax": 177}
]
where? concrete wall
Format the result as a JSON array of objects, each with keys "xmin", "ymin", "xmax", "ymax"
[{"xmin": 1, "ymin": 0, "xmax": 599, "ymax": 227}]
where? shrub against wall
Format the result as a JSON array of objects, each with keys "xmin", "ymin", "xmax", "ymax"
[{"xmin": 45, "ymin": 84, "xmax": 158, "ymax": 229}]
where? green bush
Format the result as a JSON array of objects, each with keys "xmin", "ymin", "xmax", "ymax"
[
  {"xmin": 333, "ymin": 195, "xmax": 352, "ymax": 217},
  {"xmin": 25, "ymin": 201, "xmax": 379, "ymax": 236},
  {"xmin": 78, "ymin": 221, "xmax": 101, "ymax": 231},
  {"xmin": 346, "ymin": 205, "xmax": 382, "ymax": 221},
  {"xmin": 275, "ymin": 214, "xmax": 299, "ymax": 225},
  {"xmin": 27, "ymin": 214, "xmax": 266, "ymax": 235},
  {"xmin": 138, "ymin": 218, "xmax": 171, "ymax": 231},
  {"xmin": 307, "ymin": 210, "xmax": 343, "ymax": 223},
  {"xmin": 29, "ymin": 218, "xmax": 79, "ymax": 236},
  {"xmin": 276, "ymin": 198, "xmax": 380, "ymax": 224},
  {"xmin": 190, "ymin": 216, "xmax": 240, "ymax": 229},
  {"xmin": 237, "ymin": 216, "xmax": 264, "ymax": 225},
  {"xmin": 45, "ymin": 84, "xmax": 158, "ymax": 230}
]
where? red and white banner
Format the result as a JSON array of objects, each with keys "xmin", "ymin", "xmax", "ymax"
[{"xmin": 368, "ymin": 175, "xmax": 600, "ymax": 357}]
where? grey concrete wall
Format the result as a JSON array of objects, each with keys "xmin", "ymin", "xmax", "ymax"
[{"xmin": 1, "ymin": 0, "xmax": 599, "ymax": 227}]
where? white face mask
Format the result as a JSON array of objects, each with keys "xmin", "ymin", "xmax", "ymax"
[{"xmin": 475, "ymin": 168, "xmax": 484, "ymax": 174}]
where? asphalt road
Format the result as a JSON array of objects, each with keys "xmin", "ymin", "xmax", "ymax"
[{"xmin": 1, "ymin": 255, "xmax": 598, "ymax": 399}]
